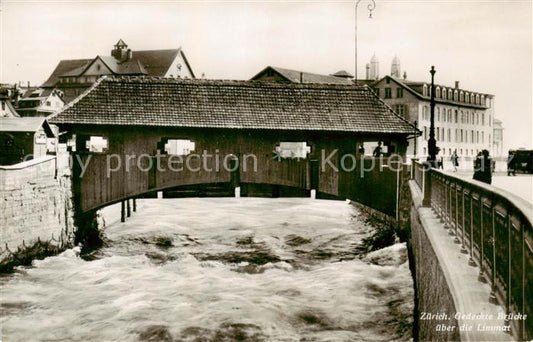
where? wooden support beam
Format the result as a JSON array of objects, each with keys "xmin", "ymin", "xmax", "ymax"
[
  {"xmin": 133, "ymin": 198, "xmax": 137, "ymax": 212},
  {"xmin": 121, "ymin": 201, "xmax": 125, "ymax": 222},
  {"xmin": 127, "ymin": 199, "xmax": 131, "ymax": 217}
]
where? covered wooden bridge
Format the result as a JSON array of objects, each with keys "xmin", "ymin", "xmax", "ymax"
[{"xmin": 50, "ymin": 76, "xmax": 419, "ymax": 217}]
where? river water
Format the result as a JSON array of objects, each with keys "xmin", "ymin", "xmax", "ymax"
[{"xmin": 1, "ymin": 198, "xmax": 413, "ymax": 342}]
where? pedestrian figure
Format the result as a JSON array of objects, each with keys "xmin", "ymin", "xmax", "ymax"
[
  {"xmin": 358, "ymin": 144, "xmax": 365, "ymax": 156},
  {"xmin": 373, "ymin": 141, "xmax": 383, "ymax": 157},
  {"xmin": 450, "ymin": 150, "xmax": 459, "ymax": 172},
  {"xmin": 507, "ymin": 150, "xmax": 516, "ymax": 176},
  {"xmin": 473, "ymin": 149, "xmax": 492, "ymax": 185}
]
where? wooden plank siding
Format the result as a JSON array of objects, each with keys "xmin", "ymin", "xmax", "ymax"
[{"xmin": 70, "ymin": 125, "xmax": 409, "ymax": 214}]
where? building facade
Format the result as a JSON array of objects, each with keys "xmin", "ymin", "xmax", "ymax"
[
  {"xmin": 42, "ymin": 39, "xmax": 195, "ymax": 103},
  {"xmin": 0, "ymin": 86, "xmax": 19, "ymax": 118},
  {"xmin": 372, "ymin": 75, "xmax": 495, "ymax": 159},
  {"xmin": 492, "ymin": 118, "xmax": 504, "ymax": 157},
  {"xmin": 16, "ymin": 88, "xmax": 65, "ymax": 117}
]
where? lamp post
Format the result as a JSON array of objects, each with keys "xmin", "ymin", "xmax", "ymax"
[
  {"xmin": 428, "ymin": 66, "xmax": 437, "ymax": 166},
  {"xmin": 354, "ymin": 0, "xmax": 376, "ymax": 82}
]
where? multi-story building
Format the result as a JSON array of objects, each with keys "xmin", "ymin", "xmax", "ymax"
[
  {"xmin": 372, "ymin": 73, "xmax": 495, "ymax": 160},
  {"xmin": 42, "ymin": 39, "xmax": 195, "ymax": 103},
  {"xmin": 16, "ymin": 88, "xmax": 65, "ymax": 117}
]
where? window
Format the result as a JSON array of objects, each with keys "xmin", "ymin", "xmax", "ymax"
[
  {"xmin": 476, "ymin": 131, "xmax": 479, "ymax": 143},
  {"xmin": 471, "ymin": 130, "xmax": 474, "ymax": 143},
  {"xmin": 437, "ymin": 108, "xmax": 440, "ymax": 121},
  {"xmin": 85, "ymin": 136, "xmax": 108, "ymax": 153},
  {"xmin": 394, "ymin": 105, "xmax": 405, "ymax": 116},
  {"xmin": 471, "ymin": 113, "xmax": 474, "ymax": 124},
  {"xmin": 442, "ymin": 88, "xmax": 447, "ymax": 100},
  {"xmin": 481, "ymin": 113, "xmax": 485, "ymax": 125},
  {"xmin": 454, "ymin": 90, "xmax": 458, "ymax": 101},
  {"xmin": 424, "ymin": 127, "xmax": 428, "ymax": 140},
  {"xmin": 447, "ymin": 128, "xmax": 451, "ymax": 142},
  {"xmin": 275, "ymin": 142, "xmax": 311, "ymax": 159},
  {"xmin": 460, "ymin": 129, "xmax": 464, "ymax": 143},
  {"xmin": 436, "ymin": 127, "xmax": 440, "ymax": 141},
  {"xmin": 436, "ymin": 87, "xmax": 441, "ymax": 98},
  {"xmin": 384, "ymin": 88, "xmax": 392, "ymax": 99},
  {"xmin": 423, "ymin": 85, "xmax": 428, "ymax": 96},
  {"xmin": 46, "ymin": 101, "xmax": 51, "ymax": 107},
  {"xmin": 448, "ymin": 89, "xmax": 453, "ymax": 99},
  {"xmin": 465, "ymin": 93, "xmax": 470, "ymax": 103},
  {"xmin": 160, "ymin": 138, "xmax": 195, "ymax": 155},
  {"xmin": 455, "ymin": 110, "xmax": 458, "ymax": 123},
  {"xmin": 396, "ymin": 88, "xmax": 403, "ymax": 98},
  {"xmin": 482, "ymin": 132, "xmax": 484, "ymax": 143},
  {"xmin": 460, "ymin": 91, "xmax": 464, "ymax": 102},
  {"xmin": 423, "ymin": 106, "xmax": 429, "ymax": 121},
  {"xmin": 386, "ymin": 77, "xmax": 390, "ymax": 84}
]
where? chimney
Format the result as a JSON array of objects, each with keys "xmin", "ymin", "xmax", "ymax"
[
  {"xmin": 127, "ymin": 49, "xmax": 132, "ymax": 61},
  {"xmin": 455, "ymin": 81, "xmax": 460, "ymax": 89},
  {"xmin": 366, "ymin": 63, "xmax": 370, "ymax": 80},
  {"xmin": 403, "ymin": 71, "xmax": 407, "ymax": 80},
  {"xmin": 299, "ymin": 72, "xmax": 303, "ymax": 83}
]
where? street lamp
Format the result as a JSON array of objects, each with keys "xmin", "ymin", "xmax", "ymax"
[
  {"xmin": 354, "ymin": 0, "xmax": 376, "ymax": 82},
  {"xmin": 428, "ymin": 66, "xmax": 437, "ymax": 165}
]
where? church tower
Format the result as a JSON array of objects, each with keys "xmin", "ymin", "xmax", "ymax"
[
  {"xmin": 369, "ymin": 54, "xmax": 379, "ymax": 80},
  {"xmin": 391, "ymin": 55, "xmax": 401, "ymax": 78},
  {"xmin": 111, "ymin": 39, "xmax": 130, "ymax": 61}
]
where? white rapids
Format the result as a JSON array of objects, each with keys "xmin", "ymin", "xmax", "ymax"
[{"xmin": 1, "ymin": 197, "xmax": 414, "ymax": 342}]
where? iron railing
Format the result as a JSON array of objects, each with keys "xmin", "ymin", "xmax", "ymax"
[{"xmin": 413, "ymin": 161, "xmax": 532, "ymax": 341}]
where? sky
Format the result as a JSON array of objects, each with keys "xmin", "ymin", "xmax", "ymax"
[{"xmin": 1, "ymin": 0, "xmax": 532, "ymax": 150}]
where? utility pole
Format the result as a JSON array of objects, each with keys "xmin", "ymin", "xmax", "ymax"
[{"xmin": 428, "ymin": 66, "xmax": 437, "ymax": 166}]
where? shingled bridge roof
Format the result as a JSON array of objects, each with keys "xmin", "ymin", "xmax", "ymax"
[{"xmin": 49, "ymin": 76, "xmax": 420, "ymax": 135}]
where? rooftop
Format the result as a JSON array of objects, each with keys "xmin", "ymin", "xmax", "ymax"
[
  {"xmin": 50, "ymin": 76, "xmax": 419, "ymax": 135},
  {"xmin": 0, "ymin": 117, "xmax": 55, "ymax": 136},
  {"xmin": 251, "ymin": 66, "xmax": 355, "ymax": 85}
]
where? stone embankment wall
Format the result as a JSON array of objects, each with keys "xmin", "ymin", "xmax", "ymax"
[
  {"xmin": 0, "ymin": 154, "xmax": 74, "ymax": 267},
  {"xmin": 408, "ymin": 182, "xmax": 460, "ymax": 341}
]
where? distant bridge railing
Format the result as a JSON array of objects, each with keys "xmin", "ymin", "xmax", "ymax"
[{"xmin": 412, "ymin": 161, "xmax": 533, "ymax": 340}]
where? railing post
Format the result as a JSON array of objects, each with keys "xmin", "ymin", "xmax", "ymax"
[
  {"xmin": 133, "ymin": 198, "xmax": 137, "ymax": 212},
  {"xmin": 126, "ymin": 199, "xmax": 131, "ymax": 218},
  {"xmin": 469, "ymin": 193, "xmax": 476, "ymax": 266},
  {"xmin": 442, "ymin": 179, "xmax": 450, "ymax": 229},
  {"xmin": 461, "ymin": 188, "xmax": 468, "ymax": 253},
  {"xmin": 448, "ymin": 182, "xmax": 455, "ymax": 236},
  {"xmin": 422, "ymin": 165, "xmax": 432, "ymax": 207},
  {"xmin": 489, "ymin": 204, "xmax": 497, "ymax": 303},
  {"xmin": 454, "ymin": 183, "xmax": 461, "ymax": 243},
  {"xmin": 478, "ymin": 196, "xmax": 487, "ymax": 283}
]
